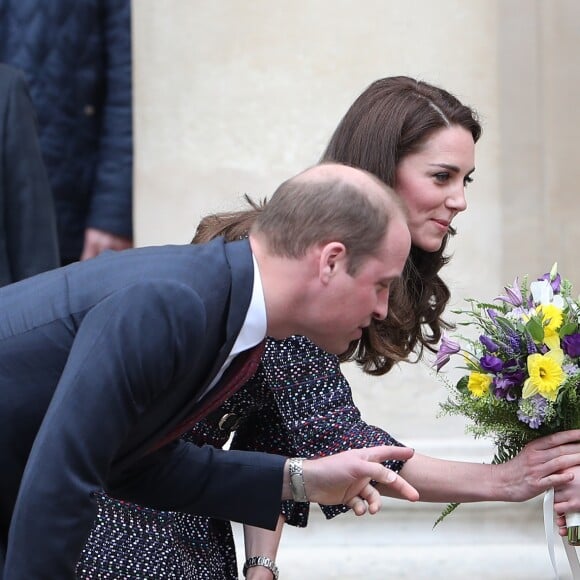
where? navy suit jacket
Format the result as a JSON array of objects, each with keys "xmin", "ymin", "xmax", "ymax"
[{"xmin": 0, "ymin": 238, "xmax": 285, "ymax": 578}]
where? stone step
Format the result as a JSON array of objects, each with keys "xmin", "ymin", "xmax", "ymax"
[{"xmin": 235, "ymin": 499, "xmax": 576, "ymax": 579}]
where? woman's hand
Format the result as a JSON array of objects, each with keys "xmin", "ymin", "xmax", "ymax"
[
  {"xmin": 553, "ymin": 464, "xmax": 580, "ymax": 538},
  {"xmin": 389, "ymin": 429, "xmax": 580, "ymax": 504},
  {"xmin": 497, "ymin": 430, "xmax": 580, "ymax": 502}
]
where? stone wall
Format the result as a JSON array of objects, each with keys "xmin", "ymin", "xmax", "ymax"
[{"xmin": 132, "ymin": 0, "xmax": 580, "ymax": 452}]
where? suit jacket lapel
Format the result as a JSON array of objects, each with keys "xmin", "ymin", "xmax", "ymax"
[
  {"xmin": 193, "ymin": 239, "xmax": 255, "ymax": 402},
  {"xmin": 146, "ymin": 240, "xmax": 258, "ymax": 453}
]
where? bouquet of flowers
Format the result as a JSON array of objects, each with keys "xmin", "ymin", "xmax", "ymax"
[{"xmin": 435, "ymin": 264, "xmax": 580, "ymax": 543}]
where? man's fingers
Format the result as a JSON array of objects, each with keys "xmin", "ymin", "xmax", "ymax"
[
  {"xmin": 359, "ymin": 483, "xmax": 383, "ymax": 514},
  {"xmin": 346, "ymin": 484, "xmax": 382, "ymax": 515},
  {"xmin": 355, "ymin": 446, "xmax": 418, "ymax": 502},
  {"xmin": 302, "ymin": 446, "xmax": 418, "ymax": 506},
  {"xmin": 367, "ymin": 463, "xmax": 419, "ymax": 502},
  {"xmin": 359, "ymin": 445, "xmax": 415, "ymax": 463},
  {"xmin": 346, "ymin": 496, "xmax": 368, "ymax": 516}
]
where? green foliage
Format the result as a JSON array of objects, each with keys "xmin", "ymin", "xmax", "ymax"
[
  {"xmin": 439, "ymin": 390, "xmax": 538, "ymax": 444},
  {"xmin": 433, "ymin": 502, "xmax": 460, "ymax": 528},
  {"xmin": 552, "ymin": 374, "xmax": 580, "ymax": 430},
  {"xmin": 525, "ymin": 317, "xmax": 545, "ymax": 343},
  {"xmin": 560, "ymin": 320, "xmax": 579, "ymax": 338},
  {"xmin": 455, "ymin": 375, "xmax": 469, "ymax": 394},
  {"xmin": 561, "ymin": 278, "xmax": 573, "ymax": 298}
]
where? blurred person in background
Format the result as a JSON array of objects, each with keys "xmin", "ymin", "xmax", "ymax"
[
  {"xmin": 0, "ymin": 63, "xmax": 58, "ymax": 285},
  {"xmin": 0, "ymin": 0, "xmax": 133, "ymax": 264},
  {"xmin": 76, "ymin": 77, "xmax": 580, "ymax": 580}
]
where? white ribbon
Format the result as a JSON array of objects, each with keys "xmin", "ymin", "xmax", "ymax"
[{"xmin": 543, "ymin": 488, "xmax": 580, "ymax": 579}]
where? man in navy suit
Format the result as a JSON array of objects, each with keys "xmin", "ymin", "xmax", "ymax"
[{"xmin": 0, "ymin": 163, "xmax": 415, "ymax": 578}]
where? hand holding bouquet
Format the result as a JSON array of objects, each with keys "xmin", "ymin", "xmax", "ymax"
[{"xmin": 436, "ymin": 264, "xmax": 580, "ymax": 544}]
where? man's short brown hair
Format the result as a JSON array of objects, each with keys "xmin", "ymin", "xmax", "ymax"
[{"xmin": 251, "ymin": 163, "xmax": 402, "ymax": 274}]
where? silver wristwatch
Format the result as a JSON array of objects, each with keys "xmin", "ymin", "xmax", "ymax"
[{"xmin": 288, "ymin": 457, "xmax": 308, "ymax": 503}]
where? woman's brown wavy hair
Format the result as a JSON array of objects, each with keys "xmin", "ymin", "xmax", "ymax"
[
  {"xmin": 192, "ymin": 76, "xmax": 482, "ymax": 376},
  {"xmin": 321, "ymin": 76, "xmax": 482, "ymax": 374},
  {"xmin": 192, "ymin": 196, "xmax": 265, "ymax": 245}
]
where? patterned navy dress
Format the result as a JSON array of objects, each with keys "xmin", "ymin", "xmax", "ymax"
[{"xmin": 76, "ymin": 335, "xmax": 403, "ymax": 579}]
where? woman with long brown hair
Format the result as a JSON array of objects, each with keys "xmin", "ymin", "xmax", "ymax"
[{"xmin": 76, "ymin": 77, "xmax": 580, "ymax": 579}]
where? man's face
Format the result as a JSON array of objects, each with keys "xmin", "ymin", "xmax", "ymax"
[{"xmin": 308, "ymin": 217, "xmax": 411, "ymax": 355}]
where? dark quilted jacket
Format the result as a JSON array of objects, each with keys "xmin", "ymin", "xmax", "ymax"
[{"xmin": 0, "ymin": 0, "xmax": 133, "ymax": 262}]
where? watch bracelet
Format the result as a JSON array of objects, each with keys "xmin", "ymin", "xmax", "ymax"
[{"xmin": 242, "ymin": 555, "xmax": 279, "ymax": 579}]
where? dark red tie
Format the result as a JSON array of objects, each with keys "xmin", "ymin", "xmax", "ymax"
[{"xmin": 150, "ymin": 340, "xmax": 266, "ymax": 452}]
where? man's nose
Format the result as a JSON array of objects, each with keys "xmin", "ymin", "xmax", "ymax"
[{"xmin": 373, "ymin": 299, "xmax": 388, "ymax": 321}]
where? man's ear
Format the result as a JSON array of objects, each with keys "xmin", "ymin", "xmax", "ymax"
[{"xmin": 319, "ymin": 242, "xmax": 347, "ymax": 284}]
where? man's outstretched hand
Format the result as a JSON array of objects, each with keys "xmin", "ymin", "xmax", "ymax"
[{"xmin": 283, "ymin": 446, "xmax": 419, "ymax": 516}]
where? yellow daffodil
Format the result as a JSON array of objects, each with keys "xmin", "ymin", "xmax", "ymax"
[
  {"xmin": 537, "ymin": 304, "xmax": 563, "ymax": 350},
  {"xmin": 522, "ymin": 348, "xmax": 565, "ymax": 401},
  {"xmin": 467, "ymin": 372, "xmax": 492, "ymax": 398}
]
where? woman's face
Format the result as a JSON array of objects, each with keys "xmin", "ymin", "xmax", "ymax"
[{"xmin": 394, "ymin": 125, "xmax": 475, "ymax": 253}]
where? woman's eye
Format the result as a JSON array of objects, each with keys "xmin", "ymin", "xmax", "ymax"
[
  {"xmin": 464, "ymin": 175, "xmax": 474, "ymax": 187},
  {"xmin": 434, "ymin": 172, "xmax": 449, "ymax": 183}
]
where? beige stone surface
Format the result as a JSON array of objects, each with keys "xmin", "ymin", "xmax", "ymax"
[
  {"xmin": 233, "ymin": 499, "xmax": 577, "ymax": 579},
  {"xmin": 131, "ymin": 1, "xmax": 507, "ymax": 446},
  {"xmin": 131, "ymin": 1, "xmax": 580, "ymax": 572},
  {"xmin": 499, "ymin": 0, "xmax": 580, "ymax": 282}
]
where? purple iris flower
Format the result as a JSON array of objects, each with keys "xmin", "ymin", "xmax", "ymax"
[
  {"xmin": 493, "ymin": 372, "xmax": 523, "ymax": 401},
  {"xmin": 496, "ymin": 278, "xmax": 523, "ymax": 307},
  {"xmin": 502, "ymin": 361, "xmax": 525, "ymax": 378},
  {"xmin": 479, "ymin": 335, "xmax": 499, "ymax": 353},
  {"xmin": 434, "ymin": 334, "xmax": 461, "ymax": 371},
  {"xmin": 509, "ymin": 368, "xmax": 526, "ymax": 384},
  {"xmin": 562, "ymin": 333, "xmax": 580, "ymax": 358},
  {"xmin": 539, "ymin": 272, "xmax": 562, "ymax": 293},
  {"xmin": 480, "ymin": 354, "xmax": 504, "ymax": 373}
]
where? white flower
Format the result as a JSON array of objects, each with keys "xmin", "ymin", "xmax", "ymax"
[{"xmin": 530, "ymin": 280, "xmax": 564, "ymax": 309}]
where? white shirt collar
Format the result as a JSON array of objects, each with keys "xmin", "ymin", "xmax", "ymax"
[
  {"xmin": 229, "ymin": 252, "xmax": 266, "ymax": 356},
  {"xmin": 198, "ymin": 252, "xmax": 267, "ymax": 400}
]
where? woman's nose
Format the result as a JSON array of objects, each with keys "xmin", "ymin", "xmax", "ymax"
[{"xmin": 447, "ymin": 186, "xmax": 467, "ymax": 213}]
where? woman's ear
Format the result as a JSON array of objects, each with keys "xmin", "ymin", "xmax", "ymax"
[{"xmin": 318, "ymin": 242, "xmax": 347, "ymax": 284}]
